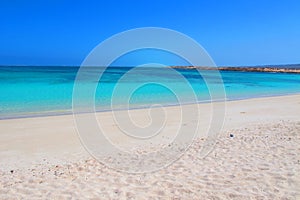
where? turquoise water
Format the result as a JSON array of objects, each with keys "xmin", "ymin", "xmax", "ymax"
[{"xmin": 0, "ymin": 66, "xmax": 299, "ymax": 119}]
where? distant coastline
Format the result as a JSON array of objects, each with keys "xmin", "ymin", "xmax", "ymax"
[
  {"xmin": 1, "ymin": 64, "xmax": 300, "ymax": 74},
  {"xmin": 171, "ymin": 64, "xmax": 300, "ymax": 74}
]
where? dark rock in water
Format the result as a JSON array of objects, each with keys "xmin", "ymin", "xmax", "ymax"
[{"xmin": 230, "ymin": 134, "xmax": 234, "ymax": 138}]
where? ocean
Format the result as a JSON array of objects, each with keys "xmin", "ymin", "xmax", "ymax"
[{"xmin": 0, "ymin": 66, "xmax": 299, "ymax": 119}]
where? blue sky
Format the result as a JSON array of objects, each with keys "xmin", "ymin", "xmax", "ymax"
[{"xmin": 0, "ymin": 0, "xmax": 299, "ymax": 66}]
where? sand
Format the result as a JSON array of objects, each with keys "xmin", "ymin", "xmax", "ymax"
[{"xmin": 0, "ymin": 94, "xmax": 299, "ymax": 199}]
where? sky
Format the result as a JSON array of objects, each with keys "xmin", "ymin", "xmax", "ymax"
[{"xmin": 0, "ymin": 0, "xmax": 300, "ymax": 66}]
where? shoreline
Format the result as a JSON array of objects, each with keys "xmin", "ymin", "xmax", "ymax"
[
  {"xmin": 1, "ymin": 92, "xmax": 300, "ymax": 120},
  {"xmin": 0, "ymin": 94, "xmax": 299, "ymax": 165},
  {"xmin": 0, "ymin": 94, "xmax": 299, "ymax": 198}
]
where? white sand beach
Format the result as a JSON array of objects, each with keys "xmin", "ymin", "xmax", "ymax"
[{"xmin": 0, "ymin": 95, "xmax": 299, "ymax": 199}]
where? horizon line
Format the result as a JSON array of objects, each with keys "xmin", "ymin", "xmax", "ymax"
[{"xmin": 0, "ymin": 63, "xmax": 299, "ymax": 68}]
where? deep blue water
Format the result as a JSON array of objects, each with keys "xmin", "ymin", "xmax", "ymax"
[{"xmin": 0, "ymin": 66, "xmax": 299, "ymax": 119}]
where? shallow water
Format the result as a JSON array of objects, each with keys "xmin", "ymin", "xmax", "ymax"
[{"xmin": 0, "ymin": 66, "xmax": 299, "ymax": 119}]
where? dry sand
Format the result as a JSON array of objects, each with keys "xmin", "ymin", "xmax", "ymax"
[{"xmin": 0, "ymin": 95, "xmax": 299, "ymax": 199}]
